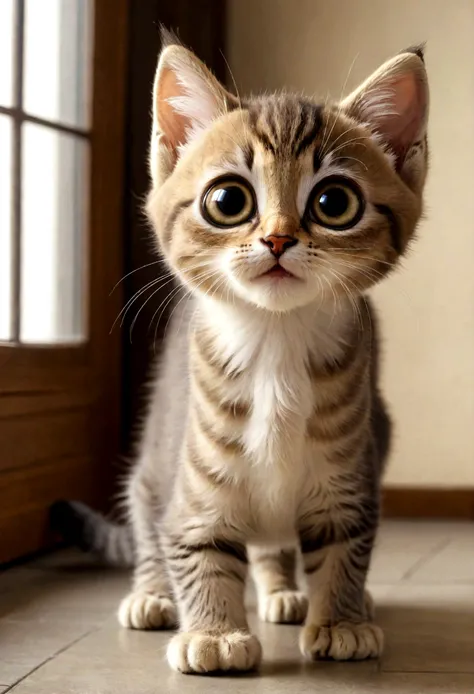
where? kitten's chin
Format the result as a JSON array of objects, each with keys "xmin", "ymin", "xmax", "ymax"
[{"xmin": 229, "ymin": 275, "xmax": 318, "ymax": 313}]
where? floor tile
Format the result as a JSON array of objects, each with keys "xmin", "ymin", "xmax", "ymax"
[
  {"xmin": 0, "ymin": 618, "xmax": 94, "ymax": 686},
  {"xmin": 0, "ymin": 566, "xmax": 50, "ymax": 596},
  {"xmin": 378, "ymin": 584, "xmax": 474, "ymax": 673},
  {"xmin": 406, "ymin": 536, "xmax": 474, "ymax": 584},
  {"xmin": 29, "ymin": 548, "xmax": 113, "ymax": 571},
  {"xmin": 0, "ymin": 564, "xmax": 129, "ymax": 625},
  {"xmin": 368, "ymin": 521, "xmax": 457, "ymax": 583}
]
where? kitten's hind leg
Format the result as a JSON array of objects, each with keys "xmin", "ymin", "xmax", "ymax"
[
  {"xmin": 249, "ymin": 546, "xmax": 308, "ymax": 624},
  {"xmin": 118, "ymin": 545, "xmax": 176, "ymax": 630},
  {"xmin": 118, "ymin": 468, "xmax": 176, "ymax": 630}
]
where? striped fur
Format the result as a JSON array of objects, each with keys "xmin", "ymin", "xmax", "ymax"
[{"xmin": 55, "ymin": 39, "xmax": 428, "ymax": 675}]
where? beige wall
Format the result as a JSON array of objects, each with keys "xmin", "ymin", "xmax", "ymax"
[{"xmin": 228, "ymin": 0, "xmax": 474, "ymax": 487}]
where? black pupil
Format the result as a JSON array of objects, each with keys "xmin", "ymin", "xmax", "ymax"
[
  {"xmin": 213, "ymin": 186, "xmax": 246, "ymax": 217},
  {"xmin": 318, "ymin": 187, "xmax": 349, "ymax": 218}
]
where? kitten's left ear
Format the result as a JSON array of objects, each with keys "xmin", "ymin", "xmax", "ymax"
[
  {"xmin": 150, "ymin": 33, "xmax": 238, "ymax": 184},
  {"xmin": 342, "ymin": 47, "xmax": 429, "ymax": 189}
]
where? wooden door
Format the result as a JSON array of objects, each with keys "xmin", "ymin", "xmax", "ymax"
[{"xmin": 0, "ymin": 0, "xmax": 128, "ymax": 563}]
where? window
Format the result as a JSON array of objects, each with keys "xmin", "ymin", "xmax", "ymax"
[
  {"xmin": 0, "ymin": 0, "xmax": 127, "ymax": 563},
  {"xmin": 0, "ymin": 0, "xmax": 92, "ymax": 343}
]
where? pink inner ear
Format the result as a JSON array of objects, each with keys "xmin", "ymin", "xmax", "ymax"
[
  {"xmin": 157, "ymin": 67, "xmax": 190, "ymax": 149},
  {"xmin": 378, "ymin": 71, "xmax": 426, "ymax": 160}
]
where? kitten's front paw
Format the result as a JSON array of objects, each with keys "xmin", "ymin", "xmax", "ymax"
[
  {"xmin": 167, "ymin": 631, "xmax": 262, "ymax": 674},
  {"xmin": 118, "ymin": 592, "xmax": 176, "ymax": 630},
  {"xmin": 259, "ymin": 590, "xmax": 308, "ymax": 624},
  {"xmin": 300, "ymin": 622, "xmax": 384, "ymax": 661}
]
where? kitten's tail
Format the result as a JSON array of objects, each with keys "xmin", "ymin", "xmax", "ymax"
[{"xmin": 49, "ymin": 500, "xmax": 135, "ymax": 568}]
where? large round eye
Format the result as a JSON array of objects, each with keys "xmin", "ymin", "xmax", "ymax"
[
  {"xmin": 309, "ymin": 176, "xmax": 364, "ymax": 230},
  {"xmin": 201, "ymin": 176, "xmax": 256, "ymax": 228}
]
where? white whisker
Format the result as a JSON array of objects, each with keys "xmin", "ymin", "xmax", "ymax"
[{"xmin": 109, "ymin": 260, "xmax": 163, "ymax": 295}]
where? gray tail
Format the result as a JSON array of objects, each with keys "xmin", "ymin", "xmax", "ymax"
[{"xmin": 50, "ymin": 500, "xmax": 135, "ymax": 568}]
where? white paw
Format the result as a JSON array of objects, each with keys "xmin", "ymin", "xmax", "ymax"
[
  {"xmin": 167, "ymin": 631, "xmax": 262, "ymax": 674},
  {"xmin": 118, "ymin": 592, "xmax": 176, "ymax": 630},
  {"xmin": 259, "ymin": 590, "xmax": 308, "ymax": 624},
  {"xmin": 300, "ymin": 622, "xmax": 384, "ymax": 661}
]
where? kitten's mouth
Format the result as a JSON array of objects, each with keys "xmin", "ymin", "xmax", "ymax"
[{"xmin": 258, "ymin": 263, "xmax": 297, "ymax": 280}]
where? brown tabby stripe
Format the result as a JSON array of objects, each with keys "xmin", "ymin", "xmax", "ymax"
[
  {"xmin": 292, "ymin": 103, "xmax": 312, "ymax": 154},
  {"xmin": 303, "ymin": 556, "xmax": 326, "ymax": 575},
  {"xmin": 307, "ymin": 397, "xmax": 369, "ymax": 442},
  {"xmin": 313, "ymin": 148, "xmax": 322, "ymax": 172},
  {"xmin": 327, "ymin": 426, "xmax": 369, "ymax": 464},
  {"xmin": 254, "ymin": 128, "xmax": 277, "ymax": 154},
  {"xmin": 193, "ymin": 406, "xmax": 245, "ymax": 458},
  {"xmin": 186, "ymin": 440, "xmax": 231, "ymax": 487},
  {"xmin": 308, "ymin": 338, "xmax": 362, "ymax": 381},
  {"xmin": 312, "ymin": 363, "xmax": 369, "ymax": 416},
  {"xmin": 247, "ymin": 98, "xmax": 323, "ymax": 160},
  {"xmin": 300, "ymin": 514, "xmax": 374, "ymax": 555},
  {"xmin": 374, "ymin": 203, "xmax": 403, "ymax": 255},
  {"xmin": 192, "ymin": 367, "xmax": 249, "ymax": 419},
  {"xmin": 163, "ymin": 198, "xmax": 194, "ymax": 247},
  {"xmin": 265, "ymin": 101, "xmax": 281, "ymax": 144},
  {"xmin": 294, "ymin": 109, "xmax": 323, "ymax": 157},
  {"xmin": 243, "ymin": 143, "xmax": 254, "ymax": 170},
  {"xmin": 168, "ymin": 540, "xmax": 248, "ymax": 565},
  {"xmin": 193, "ymin": 329, "xmax": 239, "ymax": 378}
]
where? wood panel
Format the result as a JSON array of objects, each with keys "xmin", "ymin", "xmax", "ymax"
[
  {"xmin": 0, "ymin": 343, "xmax": 90, "ymax": 393},
  {"xmin": 0, "ymin": 457, "xmax": 105, "ymax": 563},
  {"xmin": 383, "ymin": 487, "xmax": 474, "ymax": 519},
  {"xmin": 0, "ymin": 389, "xmax": 96, "ymax": 419},
  {"xmin": 0, "ymin": 409, "xmax": 95, "ymax": 473}
]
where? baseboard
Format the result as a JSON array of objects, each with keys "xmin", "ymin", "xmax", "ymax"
[{"xmin": 382, "ymin": 487, "xmax": 474, "ymax": 519}]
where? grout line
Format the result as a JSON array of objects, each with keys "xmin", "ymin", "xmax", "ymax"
[
  {"xmin": 400, "ymin": 537, "xmax": 451, "ymax": 582},
  {"xmin": 3, "ymin": 627, "xmax": 99, "ymax": 692}
]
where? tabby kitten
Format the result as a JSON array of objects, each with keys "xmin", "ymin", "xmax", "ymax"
[{"xmin": 55, "ymin": 38, "xmax": 429, "ymax": 674}]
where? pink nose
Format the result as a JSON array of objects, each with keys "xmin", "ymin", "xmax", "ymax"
[{"xmin": 260, "ymin": 235, "xmax": 298, "ymax": 258}]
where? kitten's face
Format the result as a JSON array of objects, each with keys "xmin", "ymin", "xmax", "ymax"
[{"xmin": 147, "ymin": 46, "xmax": 428, "ymax": 313}]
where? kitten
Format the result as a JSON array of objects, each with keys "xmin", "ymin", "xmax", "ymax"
[{"xmin": 52, "ymin": 36, "xmax": 428, "ymax": 674}]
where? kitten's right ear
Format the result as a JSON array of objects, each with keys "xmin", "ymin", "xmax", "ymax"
[
  {"xmin": 342, "ymin": 47, "xmax": 429, "ymax": 190},
  {"xmin": 150, "ymin": 33, "xmax": 237, "ymax": 184}
]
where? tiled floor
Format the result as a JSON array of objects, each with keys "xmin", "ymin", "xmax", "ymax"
[{"xmin": 0, "ymin": 521, "xmax": 473, "ymax": 693}]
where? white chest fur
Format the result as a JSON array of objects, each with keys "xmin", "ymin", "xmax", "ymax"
[{"xmin": 200, "ymin": 298, "xmax": 351, "ymax": 535}]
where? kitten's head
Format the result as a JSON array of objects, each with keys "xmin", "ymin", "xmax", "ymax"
[{"xmin": 147, "ymin": 35, "xmax": 429, "ymax": 313}]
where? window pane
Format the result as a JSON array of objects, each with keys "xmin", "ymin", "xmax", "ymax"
[
  {"xmin": 23, "ymin": 0, "xmax": 93, "ymax": 128},
  {"xmin": 0, "ymin": 0, "xmax": 15, "ymax": 107},
  {"xmin": 21, "ymin": 123, "xmax": 88, "ymax": 344},
  {"xmin": 0, "ymin": 116, "xmax": 13, "ymax": 341}
]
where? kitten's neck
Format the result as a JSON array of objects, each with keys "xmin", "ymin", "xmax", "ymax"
[{"xmin": 195, "ymin": 295, "xmax": 357, "ymax": 370}]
